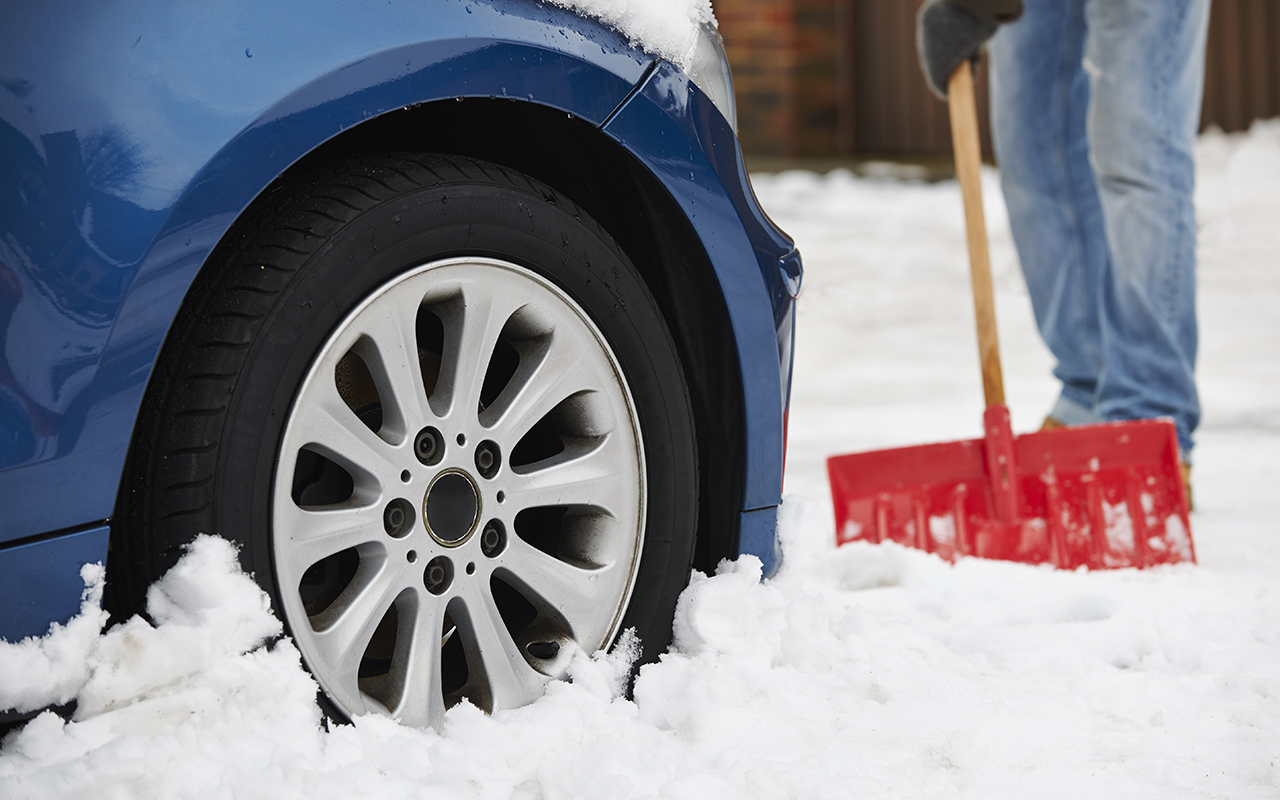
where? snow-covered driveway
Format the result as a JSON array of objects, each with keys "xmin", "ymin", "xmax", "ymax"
[{"xmin": 3, "ymin": 122, "xmax": 1277, "ymax": 799}]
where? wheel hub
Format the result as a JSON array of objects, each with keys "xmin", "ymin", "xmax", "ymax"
[{"xmin": 423, "ymin": 469, "xmax": 480, "ymax": 546}]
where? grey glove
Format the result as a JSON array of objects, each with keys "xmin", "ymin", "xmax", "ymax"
[{"xmin": 916, "ymin": 0, "xmax": 1023, "ymax": 99}]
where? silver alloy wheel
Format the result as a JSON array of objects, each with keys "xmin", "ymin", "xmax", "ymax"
[{"xmin": 271, "ymin": 257, "xmax": 646, "ymax": 727}]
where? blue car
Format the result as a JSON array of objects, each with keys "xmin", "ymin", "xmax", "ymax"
[{"xmin": 1, "ymin": 0, "xmax": 799, "ymax": 726}]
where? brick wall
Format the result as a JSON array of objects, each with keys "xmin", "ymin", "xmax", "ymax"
[
  {"xmin": 714, "ymin": 0, "xmax": 841, "ymax": 157},
  {"xmin": 792, "ymin": 0, "xmax": 841, "ymax": 155},
  {"xmin": 714, "ymin": 0, "xmax": 799, "ymax": 156}
]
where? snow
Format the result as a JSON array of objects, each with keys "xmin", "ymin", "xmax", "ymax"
[
  {"xmin": 0, "ymin": 565, "xmax": 107, "ymax": 715},
  {"xmin": 3, "ymin": 120, "xmax": 1280, "ymax": 798},
  {"xmin": 546, "ymin": 0, "xmax": 716, "ymax": 68}
]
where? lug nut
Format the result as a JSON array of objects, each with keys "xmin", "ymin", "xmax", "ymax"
[
  {"xmin": 424, "ymin": 556, "xmax": 453, "ymax": 595},
  {"xmin": 383, "ymin": 498, "xmax": 414, "ymax": 538},
  {"xmin": 414, "ymin": 427, "xmax": 445, "ymax": 466},
  {"xmin": 475, "ymin": 440, "xmax": 501, "ymax": 479},
  {"xmin": 480, "ymin": 519, "xmax": 506, "ymax": 558}
]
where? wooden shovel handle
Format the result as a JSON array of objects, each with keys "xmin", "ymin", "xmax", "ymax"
[{"xmin": 947, "ymin": 63, "xmax": 1005, "ymax": 409}]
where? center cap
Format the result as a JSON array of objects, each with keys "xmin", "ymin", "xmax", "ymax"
[{"xmin": 423, "ymin": 469, "xmax": 481, "ymax": 546}]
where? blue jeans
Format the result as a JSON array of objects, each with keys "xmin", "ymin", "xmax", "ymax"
[{"xmin": 988, "ymin": 0, "xmax": 1210, "ymax": 457}]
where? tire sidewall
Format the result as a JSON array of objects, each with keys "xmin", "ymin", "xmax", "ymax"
[{"xmin": 214, "ymin": 162, "xmax": 697, "ymax": 680}]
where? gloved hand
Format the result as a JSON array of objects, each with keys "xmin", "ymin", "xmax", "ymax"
[{"xmin": 916, "ymin": 0, "xmax": 1023, "ymax": 99}]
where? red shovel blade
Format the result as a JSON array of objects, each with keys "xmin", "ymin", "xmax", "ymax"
[{"xmin": 827, "ymin": 408, "xmax": 1194, "ymax": 569}]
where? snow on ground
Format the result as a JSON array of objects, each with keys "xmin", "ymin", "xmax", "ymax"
[{"xmin": 2, "ymin": 122, "xmax": 1278, "ymax": 798}]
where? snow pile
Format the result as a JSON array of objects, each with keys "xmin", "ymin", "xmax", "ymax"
[
  {"xmin": 74, "ymin": 535, "xmax": 285, "ymax": 719},
  {"xmin": 2, "ymin": 121, "xmax": 1279, "ymax": 798},
  {"xmin": 549, "ymin": 0, "xmax": 716, "ymax": 68},
  {"xmin": 1, "ymin": 538, "xmax": 318, "ymax": 799},
  {"xmin": 0, "ymin": 566, "xmax": 108, "ymax": 714},
  {"xmin": 0, "ymin": 537, "xmax": 283, "ymax": 719}
]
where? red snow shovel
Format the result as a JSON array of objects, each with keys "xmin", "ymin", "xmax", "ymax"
[{"xmin": 825, "ymin": 64, "xmax": 1194, "ymax": 570}]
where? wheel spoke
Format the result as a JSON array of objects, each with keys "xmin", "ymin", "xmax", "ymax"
[
  {"xmin": 356, "ymin": 305, "xmax": 435, "ymax": 433},
  {"xmin": 486, "ymin": 336, "xmax": 591, "ymax": 444},
  {"xmin": 498, "ymin": 539, "xmax": 613, "ymax": 626},
  {"xmin": 275, "ymin": 502, "xmax": 384, "ymax": 572},
  {"xmin": 456, "ymin": 581, "xmax": 547, "ymax": 710},
  {"xmin": 505, "ymin": 438, "xmax": 633, "ymax": 516},
  {"xmin": 436, "ymin": 287, "xmax": 522, "ymax": 419},
  {"xmin": 297, "ymin": 383, "xmax": 400, "ymax": 482},
  {"xmin": 309, "ymin": 558, "xmax": 403, "ymax": 697},
  {"xmin": 387, "ymin": 593, "xmax": 449, "ymax": 728}
]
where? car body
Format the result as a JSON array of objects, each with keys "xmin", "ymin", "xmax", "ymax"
[{"xmin": 0, "ymin": 0, "xmax": 799, "ymax": 722}]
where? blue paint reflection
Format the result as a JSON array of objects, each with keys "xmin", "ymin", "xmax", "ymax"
[{"xmin": 1, "ymin": 101, "xmax": 161, "ymax": 468}]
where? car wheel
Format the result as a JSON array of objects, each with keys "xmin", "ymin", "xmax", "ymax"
[{"xmin": 113, "ymin": 153, "xmax": 699, "ymax": 726}]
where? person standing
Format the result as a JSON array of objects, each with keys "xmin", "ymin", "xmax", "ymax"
[{"xmin": 916, "ymin": 0, "xmax": 1211, "ymax": 492}]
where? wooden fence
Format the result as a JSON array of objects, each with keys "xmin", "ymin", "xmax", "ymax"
[
  {"xmin": 842, "ymin": 0, "xmax": 1280, "ymax": 157},
  {"xmin": 1200, "ymin": 0, "xmax": 1280, "ymax": 134},
  {"xmin": 718, "ymin": 0, "xmax": 1280, "ymax": 158}
]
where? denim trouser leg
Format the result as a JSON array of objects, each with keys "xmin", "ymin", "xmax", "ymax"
[{"xmin": 989, "ymin": 0, "xmax": 1209, "ymax": 455}]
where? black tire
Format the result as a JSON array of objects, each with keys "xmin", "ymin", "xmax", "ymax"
[{"xmin": 111, "ymin": 153, "xmax": 699, "ymax": 725}]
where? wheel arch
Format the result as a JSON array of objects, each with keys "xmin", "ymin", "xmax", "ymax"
[
  {"xmin": 110, "ymin": 98, "xmax": 747, "ymax": 589},
  {"xmin": 4, "ymin": 22, "xmax": 651, "ymax": 542}
]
